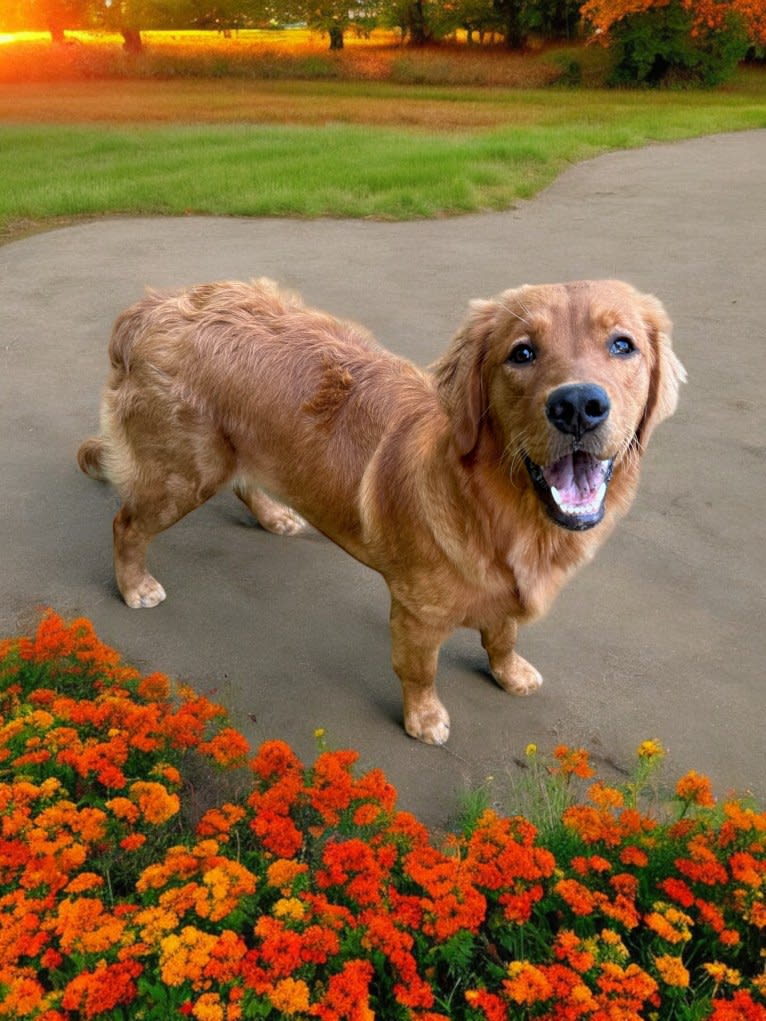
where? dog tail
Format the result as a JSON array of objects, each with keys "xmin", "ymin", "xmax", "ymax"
[{"xmin": 77, "ymin": 436, "xmax": 108, "ymax": 481}]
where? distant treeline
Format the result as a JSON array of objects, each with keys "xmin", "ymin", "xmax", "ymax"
[
  {"xmin": 3, "ymin": 0, "xmax": 764, "ymax": 85},
  {"xmin": 1, "ymin": 0, "xmax": 583, "ymax": 52}
]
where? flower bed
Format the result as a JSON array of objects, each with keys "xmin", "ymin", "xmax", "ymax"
[{"xmin": 0, "ymin": 612, "xmax": 764, "ymax": 1020}]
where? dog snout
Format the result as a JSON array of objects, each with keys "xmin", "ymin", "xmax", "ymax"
[{"xmin": 546, "ymin": 383, "xmax": 610, "ymax": 440}]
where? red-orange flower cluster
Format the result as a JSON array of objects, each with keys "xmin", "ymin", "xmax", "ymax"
[{"xmin": 1, "ymin": 612, "xmax": 765, "ymax": 1020}]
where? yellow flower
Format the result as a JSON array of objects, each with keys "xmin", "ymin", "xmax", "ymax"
[
  {"xmin": 274, "ymin": 897, "xmax": 305, "ymax": 921},
  {"xmin": 136, "ymin": 905, "xmax": 180, "ymax": 944},
  {"xmin": 654, "ymin": 954, "xmax": 690, "ymax": 988},
  {"xmin": 703, "ymin": 962, "xmax": 741, "ymax": 987},
  {"xmin": 637, "ymin": 739, "xmax": 664, "ymax": 760},
  {"xmin": 269, "ymin": 977, "xmax": 311, "ymax": 1015},
  {"xmin": 600, "ymin": 928, "xmax": 629, "ymax": 958},
  {"xmin": 192, "ymin": 992, "xmax": 225, "ymax": 1021},
  {"xmin": 29, "ymin": 709, "xmax": 55, "ymax": 730},
  {"xmin": 525, "ymin": 743, "xmax": 538, "ymax": 757},
  {"xmin": 645, "ymin": 903, "xmax": 693, "ymax": 944},
  {"xmin": 39, "ymin": 777, "xmax": 61, "ymax": 798},
  {"xmin": 159, "ymin": 926, "xmax": 218, "ymax": 987}
]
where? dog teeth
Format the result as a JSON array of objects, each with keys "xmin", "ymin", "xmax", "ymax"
[{"xmin": 550, "ymin": 481, "xmax": 607, "ymax": 516}]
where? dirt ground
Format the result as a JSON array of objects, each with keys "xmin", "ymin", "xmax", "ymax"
[{"xmin": 1, "ymin": 130, "xmax": 764, "ymax": 827}]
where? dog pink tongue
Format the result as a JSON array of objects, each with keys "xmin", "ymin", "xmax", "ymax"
[{"xmin": 543, "ymin": 452, "xmax": 607, "ymax": 509}]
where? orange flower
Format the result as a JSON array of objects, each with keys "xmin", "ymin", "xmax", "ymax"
[
  {"xmin": 504, "ymin": 961, "xmax": 552, "ymax": 1005},
  {"xmin": 620, "ymin": 845, "xmax": 649, "ymax": 867},
  {"xmin": 552, "ymin": 745, "xmax": 595, "ymax": 779},
  {"xmin": 60, "ymin": 960, "xmax": 142, "ymax": 1017},
  {"xmin": 676, "ymin": 770, "xmax": 716, "ymax": 808},
  {"xmin": 266, "ymin": 858, "xmax": 309, "ymax": 891},
  {"xmin": 709, "ymin": 989, "xmax": 766, "ymax": 1021},
  {"xmin": 554, "ymin": 931, "xmax": 595, "ymax": 973},
  {"xmin": 555, "ymin": 878, "xmax": 597, "ymax": 916},
  {"xmin": 588, "ymin": 781, "xmax": 625, "ymax": 809},
  {"xmin": 106, "ymin": 796, "xmax": 140, "ymax": 824},
  {"xmin": 645, "ymin": 903, "xmax": 693, "ymax": 944},
  {"xmin": 51, "ymin": 896, "xmax": 127, "ymax": 955},
  {"xmin": 191, "ymin": 992, "xmax": 225, "ymax": 1021},
  {"xmin": 269, "ymin": 977, "xmax": 311, "ymax": 1015},
  {"xmin": 654, "ymin": 953, "xmax": 690, "ymax": 987},
  {"xmin": 137, "ymin": 671, "xmax": 170, "ymax": 700},
  {"xmin": 129, "ymin": 780, "xmax": 180, "ymax": 825},
  {"xmin": 198, "ymin": 727, "xmax": 250, "ymax": 769},
  {"xmin": 121, "ymin": 833, "xmax": 147, "ymax": 851},
  {"xmin": 250, "ymin": 739, "xmax": 302, "ymax": 779},
  {"xmin": 196, "ymin": 803, "xmax": 246, "ymax": 840},
  {"xmin": 317, "ymin": 959, "xmax": 374, "ymax": 1020}
]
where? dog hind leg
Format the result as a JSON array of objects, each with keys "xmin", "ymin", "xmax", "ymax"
[
  {"xmin": 233, "ymin": 480, "xmax": 307, "ymax": 536},
  {"xmin": 113, "ymin": 470, "xmax": 228, "ymax": 609},
  {"xmin": 112, "ymin": 428, "xmax": 236, "ymax": 608}
]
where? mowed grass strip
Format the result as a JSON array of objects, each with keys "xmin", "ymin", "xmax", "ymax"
[{"xmin": 0, "ymin": 72, "xmax": 765, "ymax": 235}]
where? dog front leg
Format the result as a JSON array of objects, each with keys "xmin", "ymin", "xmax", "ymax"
[
  {"xmin": 481, "ymin": 617, "xmax": 543, "ymax": 695},
  {"xmin": 390, "ymin": 598, "xmax": 451, "ymax": 746}
]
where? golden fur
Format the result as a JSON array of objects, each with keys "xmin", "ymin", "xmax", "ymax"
[{"xmin": 78, "ymin": 278, "xmax": 685, "ymax": 744}]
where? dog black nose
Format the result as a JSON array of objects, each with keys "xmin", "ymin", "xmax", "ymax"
[{"xmin": 546, "ymin": 384, "xmax": 610, "ymax": 439}]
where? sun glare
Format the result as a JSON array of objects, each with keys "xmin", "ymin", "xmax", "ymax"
[{"xmin": 0, "ymin": 31, "xmax": 45, "ymax": 45}]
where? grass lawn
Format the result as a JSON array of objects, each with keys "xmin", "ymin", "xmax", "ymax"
[{"xmin": 0, "ymin": 33, "xmax": 764, "ymax": 240}]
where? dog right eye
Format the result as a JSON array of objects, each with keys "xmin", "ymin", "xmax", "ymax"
[{"xmin": 508, "ymin": 343, "xmax": 536, "ymax": 365}]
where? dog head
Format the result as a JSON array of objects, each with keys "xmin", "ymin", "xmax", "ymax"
[{"xmin": 434, "ymin": 280, "xmax": 686, "ymax": 531}]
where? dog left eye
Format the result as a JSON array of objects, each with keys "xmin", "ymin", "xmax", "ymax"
[
  {"xmin": 508, "ymin": 343, "xmax": 536, "ymax": 365},
  {"xmin": 609, "ymin": 335, "xmax": 636, "ymax": 357}
]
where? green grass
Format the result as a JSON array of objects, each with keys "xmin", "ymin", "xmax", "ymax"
[{"xmin": 1, "ymin": 70, "xmax": 765, "ymax": 237}]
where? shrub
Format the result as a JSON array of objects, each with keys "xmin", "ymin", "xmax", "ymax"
[
  {"xmin": 0, "ymin": 612, "xmax": 764, "ymax": 1019},
  {"xmin": 607, "ymin": 1, "xmax": 749, "ymax": 86}
]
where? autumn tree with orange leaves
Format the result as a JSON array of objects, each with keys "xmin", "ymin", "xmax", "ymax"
[{"xmin": 580, "ymin": 0, "xmax": 765, "ymax": 84}]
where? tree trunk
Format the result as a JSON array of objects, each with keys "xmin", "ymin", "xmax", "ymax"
[
  {"xmin": 503, "ymin": 12, "xmax": 525, "ymax": 48},
  {"xmin": 328, "ymin": 24, "xmax": 344, "ymax": 49},
  {"xmin": 409, "ymin": 0, "xmax": 429, "ymax": 45},
  {"xmin": 121, "ymin": 28, "xmax": 143, "ymax": 54},
  {"xmin": 493, "ymin": 0, "xmax": 526, "ymax": 50}
]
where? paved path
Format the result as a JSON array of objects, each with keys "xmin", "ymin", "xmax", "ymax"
[{"xmin": 1, "ymin": 130, "xmax": 764, "ymax": 826}]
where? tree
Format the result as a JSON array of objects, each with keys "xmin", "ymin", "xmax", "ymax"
[
  {"xmin": 526, "ymin": 0, "xmax": 580, "ymax": 39},
  {"xmin": 246, "ymin": 0, "xmax": 380, "ymax": 48},
  {"xmin": 31, "ymin": 0, "xmax": 91, "ymax": 41},
  {"xmin": 493, "ymin": 0, "xmax": 527, "ymax": 47},
  {"xmin": 99, "ymin": 0, "xmax": 196, "ymax": 51},
  {"xmin": 580, "ymin": 0, "xmax": 765, "ymax": 83}
]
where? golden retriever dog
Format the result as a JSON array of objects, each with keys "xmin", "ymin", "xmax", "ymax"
[{"xmin": 78, "ymin": 278, "xmax": 684, "ymax": 744}]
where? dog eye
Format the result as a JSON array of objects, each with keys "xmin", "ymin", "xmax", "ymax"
[
  {"xmin": 609, "ymin": 335, "xmax": 636, "ymax": 357},
  {"xmin": 508, "ymin": 342, "xmax": 536, "ymax": 365}
]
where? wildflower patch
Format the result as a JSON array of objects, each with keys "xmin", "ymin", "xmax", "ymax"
[{"xmin": 0, "ymin": 612, "xmax": 764, "ymax": 1019}]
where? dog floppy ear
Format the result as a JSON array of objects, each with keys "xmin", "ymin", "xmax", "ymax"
[
  {"xmin": 432, "ymin": 298, "xmax": 498, "ymax": 457},
  {"xmin": 636, "ymin": 293, "xmax": 687, "ymax": 449}
]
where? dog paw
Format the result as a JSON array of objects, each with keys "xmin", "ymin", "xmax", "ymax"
[
  {"xmin": 405, "ymin": 702, "xmax": 451, "ymax": 746},
  {"xmin": 123, "ymin": 575, "xmax": 167, "ymax": 609},
  {"xmin": 260, "ymin": 507, "xmax": 307, "ymax": 536},
  {"xmin": 492, "ymin": 654, "xmax": 543, "ymax": 695}
]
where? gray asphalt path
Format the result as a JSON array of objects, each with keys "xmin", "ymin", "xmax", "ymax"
[{"xmin": 1, "ymin": 130, "xmax": 764, "ymax": 826}]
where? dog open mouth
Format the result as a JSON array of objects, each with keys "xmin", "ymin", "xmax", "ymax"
[{"xmin": 525, "ymin": 451, "xmax": 614, "ymax": 531}]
